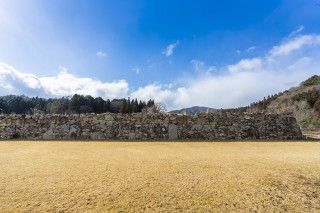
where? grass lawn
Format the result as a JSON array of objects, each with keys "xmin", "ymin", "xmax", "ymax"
[{"xmin": 0, "ymin": 141, "xmax": 319, "ymax": 212}]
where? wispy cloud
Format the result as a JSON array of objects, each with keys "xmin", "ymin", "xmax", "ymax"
[
  {"xmin": 162, "ymin": 41, "xmax": 179, "ymax": 57},
  {"xmin": 96, "ymin": 50, "xmax": 107, "ymax": 58},
  {"xmin": 1, "ymin": 33, "xmax": 320, "ymax": 110},
  {"xmin": 191, "ymin": 60, "xmax": 215, "ymax": 73},
  {"xmin": 246, "ymin": 46, "xmax": 256, "ymax": 52},
  {"xmin": 289, "ymin": 25, "xmax": 305, "ymax": 38},
  {"xmin": 132, "ymin": 33, "xmax": 320, "ymax": 109},
  {"xmin": 269, "ymin": 34, "xmax": 320, "ymax": 57}
]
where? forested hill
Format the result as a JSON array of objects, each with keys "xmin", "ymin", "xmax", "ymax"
[
  {"xmin": 168, "ymin": 75, "xmax": 320, "ymax": 132},
  {"xmin": 0, "ymin": 94, "xmax": 155, "ymax": 114},
  {"xmin": 249, "ymin": 75, "xmax": 320, "ymax": 131}
]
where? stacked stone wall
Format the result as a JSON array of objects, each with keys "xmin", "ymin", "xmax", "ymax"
[{"xmin": 0, "ymin": 112, "xmax": 303, "ymax": 140}]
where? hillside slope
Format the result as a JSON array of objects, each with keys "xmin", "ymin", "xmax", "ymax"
[{"xmin": 249, "ymin": 75, "xmax": 320, "ymax": 132}]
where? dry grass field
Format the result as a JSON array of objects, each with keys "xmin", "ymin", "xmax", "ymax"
[{"xmin": 0, "ymin": 142, "xmax": 320, "ymax": 212}]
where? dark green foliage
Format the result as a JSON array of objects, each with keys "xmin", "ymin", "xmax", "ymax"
[
  {"xmin": 147, "ymin": 99, "xmax": 155, "ymax": 107},
  {"xmin": 93, "ymin": 97, "xmax": 107, "ymax": 113},
  {"xmin": 47, "ymin": 97, "xmax": 70, "ymax": 114},
  {"xmin": 292, "ymin": 89, "xmax": 320, "ymax": 107},
  {"xmin": 301, "ymin": 75, "xmax": 320, "ymax": 87},
  {"xmin": 0, "ymin": 94, "xmax": 153, "ymax": 114},
  {"xmin": 70, "ymin": 94, "xmax": 94, "ymax": 113},
  {"xmin": 0, "ymin": 95, "xmax": 33, "ymax": 114}
]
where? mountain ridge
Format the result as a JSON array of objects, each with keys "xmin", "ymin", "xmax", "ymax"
[{"xmin": 169, "ymin": 106, "xmax": 218, "ymax": 115}]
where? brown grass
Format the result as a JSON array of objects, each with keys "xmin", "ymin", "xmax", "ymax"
[{"xmin": 0, "ymin": 141, "xmax": 320, "ymax": 212}]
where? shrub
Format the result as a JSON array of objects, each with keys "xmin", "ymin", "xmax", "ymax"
[
  {"xmin": 302, "ymin": 75, "xmax": 320, "ymax": 87},
  {"xmin": 292, "ymin": 89, "xmax": 320, "ymax": 107}
]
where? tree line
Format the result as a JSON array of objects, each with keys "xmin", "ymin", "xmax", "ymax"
[
  {"xmin": 250, "ymin": 91, "xmax": 286, "ymax": 110},
  {"xmin": 0, "ymin": 94, "xmax": 155, "ymax": 114},
  {"xmin": 251, "ymin": 88, "xmax": 320, "ymax": 115}
]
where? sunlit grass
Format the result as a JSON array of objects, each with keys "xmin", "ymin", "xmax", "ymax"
[{"xmin": 0, "ymin": 141, "xmax": 319, "ymax": 212}]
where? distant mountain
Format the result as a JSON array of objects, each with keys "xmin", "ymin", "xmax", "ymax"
[{"xmin": 169, "ymin": 106, "xmax": 218, "ymax": 115}]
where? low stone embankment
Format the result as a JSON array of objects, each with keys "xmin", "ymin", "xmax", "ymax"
[{"xmin": 0, "ymin": 112, "xmax": 303, "ymax": 140}]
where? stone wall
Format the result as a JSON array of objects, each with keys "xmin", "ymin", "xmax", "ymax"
[{"xmin": 0, "ymin": 112, "xmax": 303, "ymax": 140}]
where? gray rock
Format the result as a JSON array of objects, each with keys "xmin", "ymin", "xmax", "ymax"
[
  {"xmin": 168, "ymin": 124, "xmax": 178, "ymax": 140},
  {"xmin": 43, "ymin": 129, "xmax": 55, "ymax": 140},
  {"xmin": 90, "ymin": 132, "xmax": 105, "ymax": 140},
  {"xmin": 129, "ymin": 132, "xmax": 136, "ymax": 140}
]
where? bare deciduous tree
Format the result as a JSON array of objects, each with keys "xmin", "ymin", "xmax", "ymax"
[
  {"xmin": 142, "ymin": 102, "xmax": 167, "ymax": 114},
  {"xmin": 155, "ymin": 102, "xmax": 167, "ymax": 113}
]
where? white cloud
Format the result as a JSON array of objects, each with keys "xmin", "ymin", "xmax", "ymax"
[
  {"xmin": 191, "ymin": 60, "xmax": 205, "ymax": 72},
  {"xmin": 269, "ymin": 34, "xmax": 320, "ymax": 57},
  {"xmin": 228, "ymin": 58, "xmax": 262, "ymax": 73},
  {"xmin": 131, "ymin": 84, "xmax": 175, "ymax": 105},
  {"xmin": 191, "ymin": 60, "xmax": 215, "ymax": 73},
  {"xmin": 131, "ymin": 33, "xmax": 320, "ymax": 110},
  {"xmin": 0, "ymin": 64, "xmax": 128, "ymax": 99},
  {"xmin": 1, "ymin": 33, "xmax": 320, "ymax": 110},
  {"xmin": 289, "ymin": 25, "xmax": 305, "ymax": 38},
  {"xmin": 96, "ymin": 50, "xmax": 107, "ymax": 58},
  {"xmin": 247, "ymin": 46, "xmax": 256, "ymax": 52},
  {"xmin": 0, "ymin": 63, "xmax": 42, "ymax": 96},
  {"xmin": 162, "ymin": 41, "xmax": 179, "ymax": 57}
]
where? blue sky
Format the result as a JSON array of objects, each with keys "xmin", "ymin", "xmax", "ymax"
[{"xmin": 0, "ymin": 0, "xmax": 320, "ymax": 109}]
